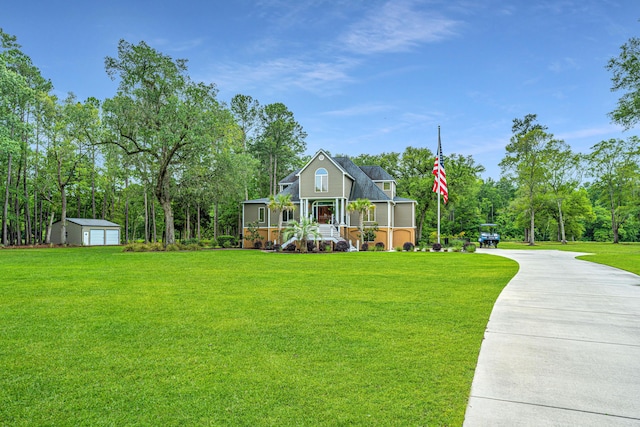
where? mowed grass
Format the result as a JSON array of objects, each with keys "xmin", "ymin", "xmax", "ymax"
[
  {"xmin": 0, "ymin": 247, "xmax": 517, "ymax": 426},
  {"xmin": 498, "ymin": 241, "xmax": 640, "ymax": 276}
]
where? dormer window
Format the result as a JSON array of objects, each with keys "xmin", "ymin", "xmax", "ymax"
[
  {"xmin": 315, "ymin": 168, "xmax": 328, "ymax": 192},
  {"xmin": 383, "ymin": 182, "xmax": 391, "ymax": 191}
]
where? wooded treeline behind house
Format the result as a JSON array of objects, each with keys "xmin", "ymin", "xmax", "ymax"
[{"xmin": 2, "ymin": 30, "xmax": 639, "ymax": 246}]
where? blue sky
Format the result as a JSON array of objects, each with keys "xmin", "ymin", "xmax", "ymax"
[{"xmin": 3, "ymin": 0, "xmax": 639, "ymax": 178}]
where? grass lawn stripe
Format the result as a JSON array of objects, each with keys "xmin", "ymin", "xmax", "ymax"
[{"xmin": 1, "ymin": 247, "xmax": 516, "ymax": 426}]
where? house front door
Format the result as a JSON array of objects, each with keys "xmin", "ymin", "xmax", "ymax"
[{"xmin": 317, "ymin": 206, "xmax": 332, "ymax": 224}]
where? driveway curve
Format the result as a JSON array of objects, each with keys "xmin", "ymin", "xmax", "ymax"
[{"xmin": 464, "ymin": 249, "xmax": 640, "ymax": 426}]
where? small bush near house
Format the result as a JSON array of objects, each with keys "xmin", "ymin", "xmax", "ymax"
[
  {"xmin": 395, "ymin": 246, "xmax": 402, "ymax": 252},
  {"xmin": 360, "ymin": 242, "xmax": 369, "ymax": 252},
  {"xmin": 432, "ymin": 243, "xmax": 443, "ymax": 252},
  {"xmin": 403, "ymin": 242, "xmax": 414, "ymax": 252},
  {"xmin": 318, "ymin": 241, "xmax": 329, "ymax": 252},
  {"xmin": 335, "ymin": 241, "xmax": 349, "ymax": 252},
  {"xmin": 284, "ymin": 243, "xmax": 296, "ymax": 252},
  {"xmin": 253, "ymin": 241, "xmax": 263, "ymax": 249},
  {"xmin": 306, "ymin": 241, "xmax": 317, "ymax": 252},
  {"xmin": 273, "ymin": 244, "xmax": 281, "ymax": 252},
  {"xmin": 265, "ymin": 241, "xmax": 274, "ymax": 250},
  {"xmin": 465, "ymin": 243, "xmax": 477, "ymax": 253},
  {"xmin": 375, "ymin": 242, "xmax": 385, "ymax": 251}
]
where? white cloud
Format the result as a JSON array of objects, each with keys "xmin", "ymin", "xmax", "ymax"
[
  {"xmin": 204, "ymin": 56, "xmax": 359, "ymax": 97},
  {"xmin": 339, "ymin": 0, "xmax": 459, "ymax": 55},
  {"xmin": 321, "ymin": 103, "xmax": 395, "ymax": 117}
]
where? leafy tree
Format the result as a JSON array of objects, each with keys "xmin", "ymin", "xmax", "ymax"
[
  {"xmin": 607, "ymin": 35, "xmax": 640, "ymax": 129},
  {"xmin": 347, "ymin": 198, "xmax": 373, "ymax": 247},
  {"xmin": 544, "ymin": 139, "xmax": 581, "ymax": 243},
  {"xmin": 230, "ymin": 94, "xmax": 261, "ymax": 200},
  {"xmin": 500, "ymin": 115, "xmax": 554, "ymax": 245},
  {"xmin": 267, "ymin": 193, "xmax": 295, "ymax": 244},
  {"xmin": 102, "ymin": 40, "xmax": 224, "ymax": 245},
  {"xmin": 585, "ymin": 137, "xmax": 640, "ymax": 243},
  {"xmin": 282, "ymin": 217, "xmax": 320, "ymax": 253},
  {"xmin": 252, "ymin": 102, "xmax": 306, "ymax": 196},
  {"xmin": 396, "ymin": 146, "xmax": 434, "ymax": 242},
  {"xmin": 442, "ymin": 153, "xmax": 485, "ymax": 238}
]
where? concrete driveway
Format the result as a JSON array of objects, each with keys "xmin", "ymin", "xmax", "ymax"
[{"xmin": 464, "ymin": 249, "xmax": 640, "ymax": 426}]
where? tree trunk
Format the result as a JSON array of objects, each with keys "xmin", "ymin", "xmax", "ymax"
[
  {"xmin": 214, "ymin": 201, "xmax": 219, "ymax": 241},
  {"xmin": 2, "ymin": 153, "xmax": 11, "ymax": 246},
  {"xmin": 197, "ymin": 203, "xmax": 201, "ymax": 241},
  {"xmin": 557, "ymin": 199, "xmax": 567, "ymax": 244},
  {"xmin": 155, "ymin": 169, "xmax": 175, "ymax": 245},
  {"xmin": 91, "ymin": 149, "xmax": 96, "ymax": 218},
  {"xmin": 125, "ymin": 176, "xmax": 130, "ymax": 243},
  {"xmin": 152, "ymin": 198, "xmax": 157, "ymax": 243},
  {"xmin": 22, "ymin": 156, "xmax": 32, "ymax": 245},
  {"xmin": 611, "ymin": 208, "xmax": 619, "ymax": 244},
  {"xmin": 186, "ymin": 203, "xmax": 191, "ymax": 240},
  {"xmin": 529, "ymin": 208, "xmax": 535, "ymax": 246},
  {"xmin": 144, "ymin": 190, "xmax": 149, "ymax": 244},
  {"xmin": 60, "ymin": 185, "xmax": 67, "ymax": 245},
  {"xmin": 45, "ymin": 211, "xmax": 54, "ymax": 244}
]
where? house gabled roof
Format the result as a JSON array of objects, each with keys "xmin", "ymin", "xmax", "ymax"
[
  {"xmin": 296, "ymin": 149, "xmax": 355, "ymax": 181},
  {"xmin": 333, "ymin": 157, "xmax": 391, "ymax": 201},
  {"xmin": 359, "ymin": 165, "xmax": 395, "ymax": 182}
]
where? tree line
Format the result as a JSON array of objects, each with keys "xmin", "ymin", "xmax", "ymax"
[{"xmin": 1, "ymin": 29, "xmax": 639, "ymax": 246}]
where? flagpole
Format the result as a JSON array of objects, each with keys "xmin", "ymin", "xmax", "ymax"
[{"xmin": 437, "ymin": 125, "xmax": 441, "ymax": 244}]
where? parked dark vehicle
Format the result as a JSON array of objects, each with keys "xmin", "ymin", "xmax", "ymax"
[{"xmin": 478, "ymin": 223, "xmax": 500, "ymax": 248}]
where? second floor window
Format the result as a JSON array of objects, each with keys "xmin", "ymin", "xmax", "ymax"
[{"xmin": 315, "ymin": 168, "xmax": 328, "ymax": 192}]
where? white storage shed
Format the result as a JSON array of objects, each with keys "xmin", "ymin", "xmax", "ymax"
[{"xmin": 51, "ymin": 218, "xmax": 121, "ymax": 246}]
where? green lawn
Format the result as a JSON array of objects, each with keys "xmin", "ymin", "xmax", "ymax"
[
  {"xmin": 0, "ymin": 247, "xmax": 517, "ymax": 426},
  {"xmin": 498, "ymin": 241, "xmax": 640, "ymax": 276}
]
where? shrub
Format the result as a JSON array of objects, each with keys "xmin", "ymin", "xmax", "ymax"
[
  {"xmin": 395, "ymin": 246, "xmax": 402, "ymax": 252},
  {"xmin": 149, "ymin": 242, "xmax": 164, "ymax": 252},
  {"xmin": 375, "ymin": 242, "xmax": 385, "ymax": 251},
  {"xmin": 217, "ymin": 235, "xmax": 237, "ymax": 248},
  {"xmin": 165, "ymin": 243, "xmax": 181, "ymax": 252},
  {"xmin": 335, "ymin": 241, "xmax": 349, "ymax": 252},
  {"xmin": 360, "ymin": 242, "xmax": 369, "ymax": 252},
  {"xmin": 465, "ymin": 243, "xmax": 477, "ymax": 253},
  {"xmin": 265, "ymin": 241, "xmax": 274, "ymax": 250},
  {"xmin": 432, "ymin": 243, "xmax": 442, "ymax": 252},
  {"xmin": 307, "ymin": 241, "xmax": 317, "ymax": 253},
  {"xmin": 403, "ymin": 242, "xmax": 414, "ymax": 252},
  {"xmin": 186, "ymin": 243, "xmax": 201, "ymax": 251},
  {"xmin": 182, "ymin": 238, "xmax": 202, "ymax": 246},
  {"xmin": 318, "ymin": 241, "xmax": 328, "ymax": 252},
  {"xmin": 253, "ymin": 241, "xmax": 263, "ymax": 249},
  {"xmin": 284, "ymin": 243, "xmax": 296, "ymax": 252},
  {"xmin": 273, "ymin": 244, "xmax": 281, "ymax": 252}
]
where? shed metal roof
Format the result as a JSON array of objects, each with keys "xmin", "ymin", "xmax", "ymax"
[{"xmin": 63, "ymin": 218, "xmax": 121, "ymax": 227}]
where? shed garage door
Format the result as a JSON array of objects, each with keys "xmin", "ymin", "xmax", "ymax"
[
  {"xmin": 105, "ymin": 229, "xmax": 119, "ymax": 245},
  {"xmin": 90, "ymin": 229, "xmax": 105, "ymax": 245}
]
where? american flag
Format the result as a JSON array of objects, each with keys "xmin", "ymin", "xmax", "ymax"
[{"xmin": 432, "ymin": 133, "xmax": 448, "ymax": 203}]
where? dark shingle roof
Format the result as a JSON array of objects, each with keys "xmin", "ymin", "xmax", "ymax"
[
  {"xmin": 359, "ymin": 165, "xmax": 395, "ymax": 182},
  {"xmin": 333, "ymin": 157, "xmax": 390, "ymax": 201},
  {"xmin": 279, "ymin": 170, "xmax": 300, "ymax": 184},
  {"xmin": 279, "ymin": 180, "xmax": 300, "ymax": 202}
]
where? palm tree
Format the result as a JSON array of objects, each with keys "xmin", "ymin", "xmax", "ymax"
[
  {"xmin": 283, "ymin": 217, "xmax": 321, "ymax": 253},
  {"xmin": 267, "ymin": 193, "xmax": 296, "ymax": 244},
  {"xmin": 347, "ymin": 198, "xmax": 373, "ymax": 246}
]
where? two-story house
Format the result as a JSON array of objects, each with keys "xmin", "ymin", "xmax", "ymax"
[{"xmin": 242, "ymin": 149, "xmax": 416, "ymax": 250}]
